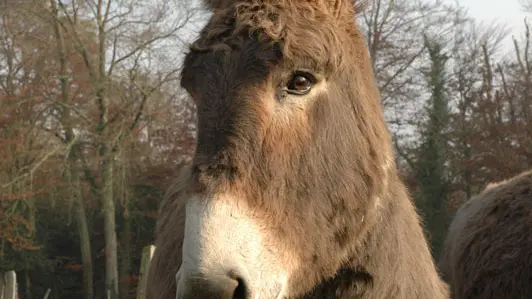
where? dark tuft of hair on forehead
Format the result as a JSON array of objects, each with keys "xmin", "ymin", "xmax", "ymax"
[
  {"xmin": 203, "ymin": 0, "xmax": 370, "ymax": 12},
  {"xmin": 188, "ymin": 0, "xmax": 371, "ymax": 72}
]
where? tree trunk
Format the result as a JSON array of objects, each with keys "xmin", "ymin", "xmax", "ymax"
[
  {"xmin": 119, "ymin": 212, "xmax": 132, "ymax": 298},
  {"xmin": 71, "ymin": 165, "xmax": 94, "ymax": 299},
  {"xmin": 48, "ymin": 2, "xmax": 96, "ymax": 295},
  {"xmin": 24, "ymin": 267, "xmax": 30, "ymax": 299},
  {"xmin": 101, "ymin": 154, "xmax": 119, "ymax": 299}
]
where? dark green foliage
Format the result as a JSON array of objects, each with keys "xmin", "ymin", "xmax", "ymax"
[{"xmin": 414, "ymin": 36, "xmax": 452, "ymax": 259}]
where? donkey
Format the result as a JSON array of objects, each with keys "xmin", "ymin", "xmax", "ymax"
[
  {"xmin": 146, "ymin": 0, "xmax": 450, "ymax": 298},
  {"xmin": 440, "ymin": 169, "xmax": 532, "ymax": 299}
]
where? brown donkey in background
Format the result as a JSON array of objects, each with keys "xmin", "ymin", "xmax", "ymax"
[
  {"xmin": 146, "ymin": 0, "xmax": 450, "ymax": 298},
  {"xmin": 440, "ymin": 169, "xmax": 532, "ymax": 299}
]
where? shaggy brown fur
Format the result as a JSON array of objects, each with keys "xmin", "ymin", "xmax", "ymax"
[
  {"xmin": 146, "ymin": 0, "xmax": 449, "ymax": 298},
  {"xmin": 440, "ymin": 169, "xmax": 532, "ymax": 299}
]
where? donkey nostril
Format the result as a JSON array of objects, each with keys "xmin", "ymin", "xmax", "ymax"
[
  {"xmin": 180, "ymin": 269, "xmax": 250, "ymax": 298},
  {"xmin": 226, "ymin": 269, "xmax": 249, "ymax": 299},
  {"xmin": 232, "ymin": 277, "xmax": 248, "ymax": 299}
]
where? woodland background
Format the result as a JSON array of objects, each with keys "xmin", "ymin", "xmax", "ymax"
[{"xmin": 1, "ymin": 0, "xmax": 531, "ymax": 298}]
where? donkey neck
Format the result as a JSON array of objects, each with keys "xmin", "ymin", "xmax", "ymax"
[
  {"xmin": 300, "ymin": 175, "xmax": 450, "ymax": 299},
  {"xmin": 360, "ymin": 176, "xmax": 450, "ymax": 299}
]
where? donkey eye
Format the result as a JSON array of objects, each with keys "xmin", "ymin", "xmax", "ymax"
[{"xmin": 286, "ymin": 73, "xmax": 314, "ymax": 95}]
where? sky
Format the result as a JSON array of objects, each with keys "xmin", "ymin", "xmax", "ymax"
[
  {"xmin": 454, "ymin": 0, "xmax": 530, "ymax": 48},
  {"xmin": 458, "ymin": 0, "xmax": 527, "ymax": 27}
]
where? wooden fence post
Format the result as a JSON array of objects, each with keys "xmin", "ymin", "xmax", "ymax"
[
  {"xmin": 0, "ymin": 271, "xmax": 18, "ymax": 299},
  {"xmin": 0, "ymin": 272, "xmax": 4, "ymax": 299},
  {"xmin": 136, "ymin": 245, "xmax": 156, "ymax": 299}
]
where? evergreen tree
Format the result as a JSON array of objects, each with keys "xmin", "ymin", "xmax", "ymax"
[{"xmin": 415, "ymin": 36, "xmax": 451, "ymax": 258}]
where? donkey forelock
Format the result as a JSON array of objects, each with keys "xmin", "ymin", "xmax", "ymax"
[
  {"xmin": 191, "ymin": 0, "xmax": 367, "ymax": 72},
  {"xmin": 147, "ymin": 0, "xmax": 449, "ymax": 298}
]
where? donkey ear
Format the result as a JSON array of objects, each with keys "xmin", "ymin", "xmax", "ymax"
[
  {"xmin": 202, "ymin": 0, "xmax": 234, "ymax": 10},
  {"xmin": 327, "ymin": 0, "xmax": 368, "ymax": 19}
]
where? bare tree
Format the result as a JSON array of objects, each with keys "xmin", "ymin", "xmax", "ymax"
[
  {"xmin": 35, "ymin": 0, "xmax": 200, "ymax": 297},
  {"xmin": 443, "ymin": 8, "xmax": 508, "ymax": 206},
  {"xmin": 360, "ymin": 0, "xmax": 458, "ymax": 107}
]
